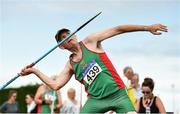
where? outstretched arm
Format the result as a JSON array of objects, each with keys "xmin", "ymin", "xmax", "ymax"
[
  {"xmin": 85, "ymin": 24, "xmax": 168, "ymax": 43},
  {"xmin": 20, "ymin": 61, "xmax": 74, "ymax": 90}
]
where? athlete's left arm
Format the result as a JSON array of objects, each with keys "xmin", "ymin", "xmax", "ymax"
[{"xmin": 85, "ymin": 24, "xmax": 168, "ymax": 43}]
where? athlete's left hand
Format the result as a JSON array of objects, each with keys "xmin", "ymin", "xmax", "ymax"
[{"xmin": 148, "ymin": 24, "xmax": 168, "ymax": 35}]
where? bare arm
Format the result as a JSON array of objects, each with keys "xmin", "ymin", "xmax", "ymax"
[
  {"xmin": 136, "ymin": 99, "xmax": 140, "ymax": 112},
  {"xmin": 156, "ymin": 97, "xmax": 166, "ymax": 114},
  {"xmin": 84, "ymin": 24, "xmax": 167, "ymax": 44},
  {"xmin": 20, "ymin": 61, "xmax": 74, "ymax": 90},
  {"xmin": 34, "ymin": 85, "xmax": 44, "ymax": 104},
  {"xmin": 56, "ymin": 90, "xmax": 62, "ymax": 108}
]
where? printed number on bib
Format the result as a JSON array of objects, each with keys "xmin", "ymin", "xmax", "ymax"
[{"xmin": 82, "ymin": 59, "xmax": 102, "ymax": 85}]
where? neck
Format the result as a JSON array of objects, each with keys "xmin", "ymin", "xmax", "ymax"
[
  {"xmin": 69, "ymin": 43, "xmax": 81, "ymax": 55},
  {"xmin": 8, "ymin": 99, "xmax": 15, "ymax": 104},
  {"xmin": 144, "ymin": 94, "xmax": 153, "ymax": 100},
  {"xmin": 68, "ymin": 96, "xmax": 75, "ymax": 101},
  {"xmin": 69, "ymin": 98, "xmax": 77, "ymax": 104},
  {"xmin": 29, "ymin": 100, "xmax": 33, "ymax": 104}
]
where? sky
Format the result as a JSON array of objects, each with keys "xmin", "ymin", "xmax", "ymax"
[{"xmin": 0, "ymin": 0, "xmax": 180, "ymax": 113}]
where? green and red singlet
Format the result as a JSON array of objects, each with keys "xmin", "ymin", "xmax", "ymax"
[{"xmin": 70, "ymin": 42, "xmax": 125, "ymax": 99}]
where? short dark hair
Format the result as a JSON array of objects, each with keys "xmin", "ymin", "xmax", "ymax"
[
  {"xmin": 27, "ymin": 93, "xmax": 34, "ymax": 99},
  {"xmin": 142, "ymin": 77, "xmax": 154, "ymax": 91},
  {"xmin": 8, "ymin": 90, "xmax": 17, "ymax": 98},
  {"xmin": 55, "ymin": 28, "xmax": 70, "ymax": 42}
]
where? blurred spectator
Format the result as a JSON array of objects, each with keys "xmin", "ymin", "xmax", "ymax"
[
  {"xmin": 136, "ymin": 77, "xmax": 166, "ymax": 113},
  {"xmin": 34, "ymin": 75, "xmax": 62, "ymax": 114},
  {"xmin": 123, "ymin": 66, "xmax": 136, "ymax": 107},
  {"xmin": 123, "ymin": 66, "xmax": 134, "ymax": 81},
  {"xmin": 131, "ymin": 73, "xmax": 143, "ymax": 102},
  {"xmin": 0, "ymin": 90, "xmax": 19, "ymax": 113},
  {"xmin": 25, "ymin": 93, "xmax": 37, "ymax": 113},
  {"xmin": 60, "ymin": 88, "xmax": 81, "ymax": 114}
]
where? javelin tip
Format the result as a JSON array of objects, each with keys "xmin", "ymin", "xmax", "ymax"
[{"xmin": 97, "ymin": 12, "xmax": 102, "ymax": 15}]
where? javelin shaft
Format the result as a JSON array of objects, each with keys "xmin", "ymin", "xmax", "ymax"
[
  {"xmin": 0, "ymin": 12, "xmax": 101, "ymax": 90},
  {"xmin": 0, "ymin": 74, "xmax": 20, "ymax": 90},
  {"xmin": 33, "ymin": 12, "xmax": 102, "ymax": 65}
]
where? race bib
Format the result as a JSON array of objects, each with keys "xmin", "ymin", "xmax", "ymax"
[
  {"xmin": 82, "ymin": 59, "xmax": 102, "ymax": 85},
  {"xmin": 45, "ymin": 92, "xmax": 56, "ymax": 101}
]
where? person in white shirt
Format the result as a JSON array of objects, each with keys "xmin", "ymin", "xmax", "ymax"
[
  {"xmin": 131, "ymin": 73, "xmax": 143, "ymax": 101},
  {"xmin": 61, "ymin": 88, "xmax": 81, "ymax": 114},
  {"xmin": 25, "ymin": 94, "xmax": 37, "ymax": 113}
]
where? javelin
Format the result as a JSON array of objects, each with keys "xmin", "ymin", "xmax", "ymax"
[{"xmin": 0, "ymin": 12, "xmax": 102, "ymax": 90}]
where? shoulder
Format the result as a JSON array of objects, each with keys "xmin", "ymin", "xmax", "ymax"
[
  {"xmin": 81, "ymin": 39, "xmax": 104, "ymax": 53},
  {"xmin": 137, "ymin": 99, "xmax": 140, "ymax": 103},
  {"xmin": 155, "ymin": 96, "xmax": 162, "ymax": 103},
  {"xmin": 154, "ymin": 96, "xmax": 163, "ymax": 107},
  {"xmin": 139, "ymin": 97, "xmax": 143, "ymax": 101},
  {"xmin": 1, "ymin": 101, "xmax": 8, "ymax": 106},
  {"xmin": 83, "ymin": 34, "xmax": 97, "ymax": 43},
  {"xmin": 155, "ymin": 96, "xmax": 159, "ymax": 100},
  {"xmin": 82, "ymin": 38, "xmax": 94, "ymax": 47},
  {"xmin": 37, "ymin": 85, "xmax": 45, "ymax": 93},
  {"xmin": 83, "ymin": 36, "xmax": 100, "ymax": 48}
]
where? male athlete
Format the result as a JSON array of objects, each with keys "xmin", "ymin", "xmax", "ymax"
[{"xmin": 21, "ymin": 24, "xmax": 167, "ymax": 113}]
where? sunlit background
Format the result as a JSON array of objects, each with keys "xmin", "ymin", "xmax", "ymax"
[{"xmin": 0, "ymin": 0, "xmax": 180, "ymax": 113}]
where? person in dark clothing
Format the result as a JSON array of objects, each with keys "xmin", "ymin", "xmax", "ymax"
[
  {"xmin": 25, "ymin": 94, "xmax": 37, "ymax": 113},
  {"xmin": 136, "ymin": 78, "xmax": 166, "ymax": 114},
  {"xmin": 0, "ymin": 90, "xmax": 19, "ymax": 113}
]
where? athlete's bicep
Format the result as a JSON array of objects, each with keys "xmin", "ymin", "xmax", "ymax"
[{"xmin": 85, "ymin": 26, "xmax": 123, "ymax": 43}]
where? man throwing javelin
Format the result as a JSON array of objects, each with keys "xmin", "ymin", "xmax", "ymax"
[{"xmin": 21, "ymin": 23, "xmax": 167, "ymax": 113}]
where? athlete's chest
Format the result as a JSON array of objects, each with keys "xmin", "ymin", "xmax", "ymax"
[{"xmin": 73, "ymin": 57, "xmax": 103, "ymax": 85}]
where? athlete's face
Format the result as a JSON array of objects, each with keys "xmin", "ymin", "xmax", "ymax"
[
  {"xmin": 142, "ymin": 86, "xmax": 152, "ymax": 99},
  {"xmin": 58, "ymin": 32, "xmax": 78, "ymax": 50}
]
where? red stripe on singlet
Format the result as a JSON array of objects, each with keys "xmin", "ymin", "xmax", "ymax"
[
  {"xmin": 99, "ymin": 53, "xmax": 125, "ymax": 89},
  {"xmin": 37, "ymin": 95, "xmax": 42, "ymax": 113}
]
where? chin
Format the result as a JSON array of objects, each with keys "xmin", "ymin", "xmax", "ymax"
[{"xmin": 145, "ymin": 96, "xmax": 150, "ymax": 99}]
